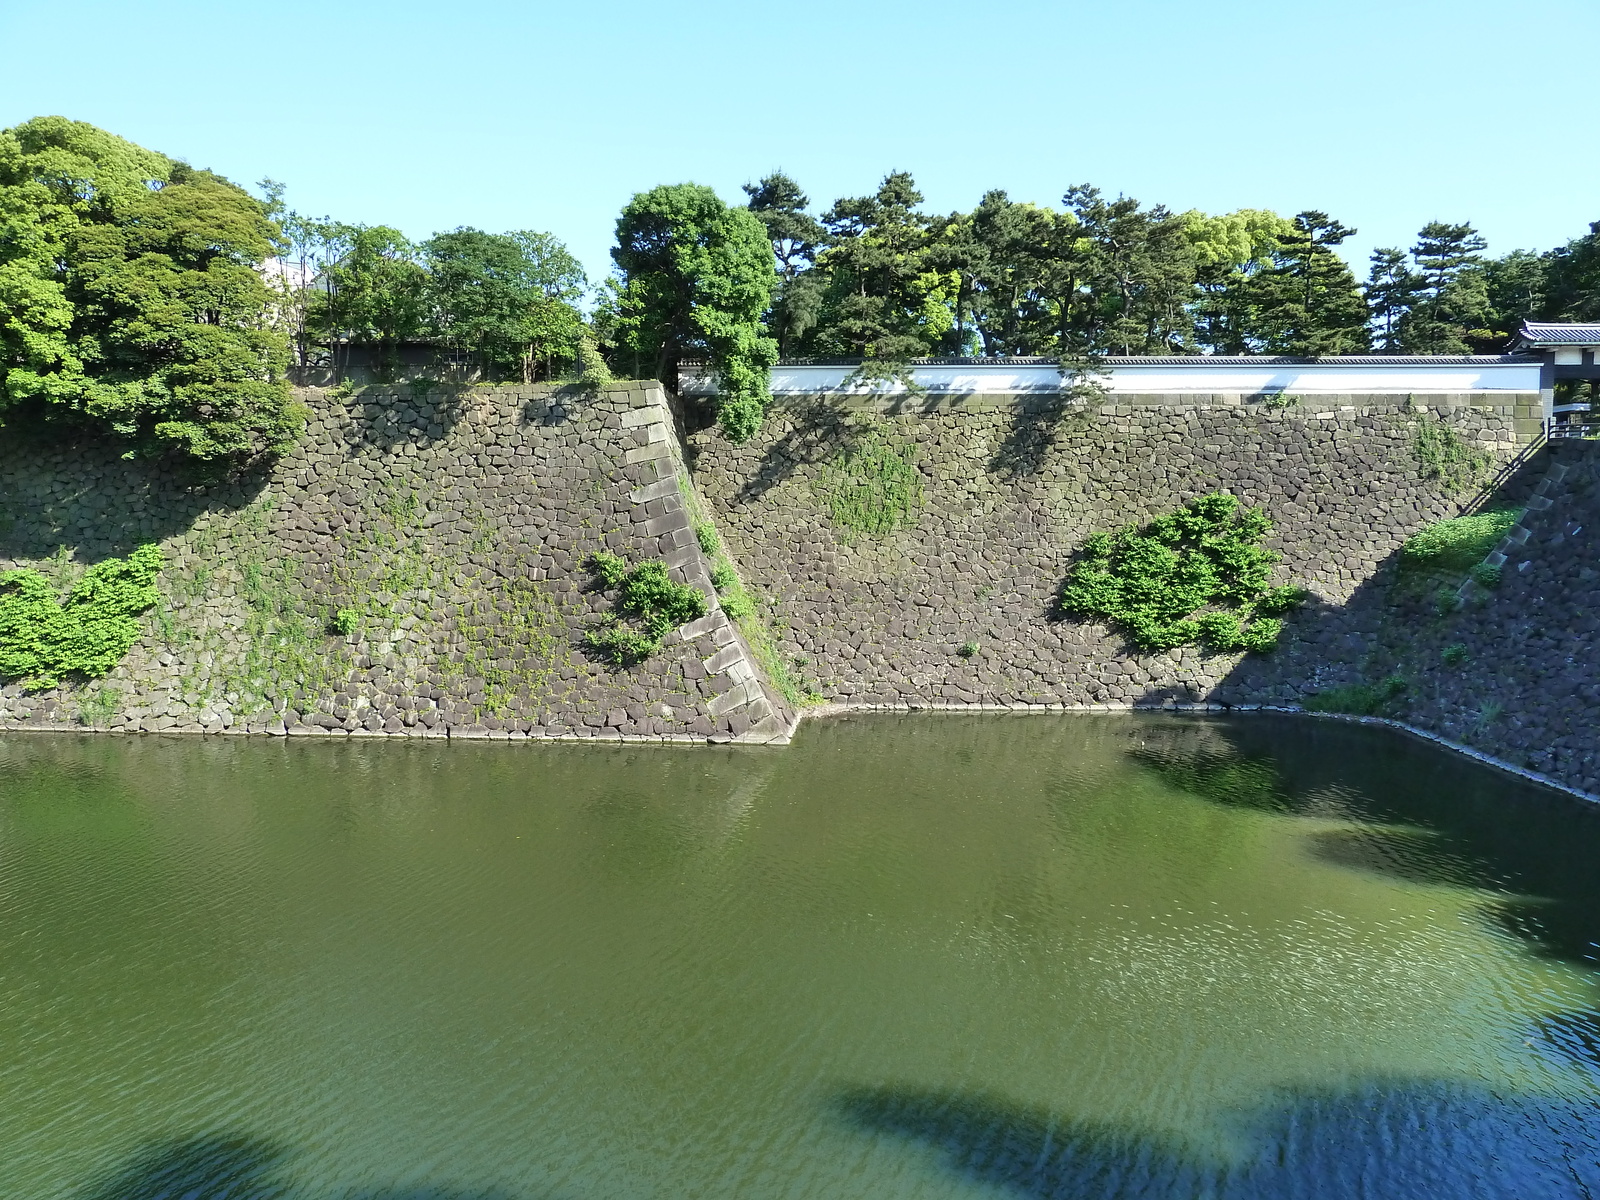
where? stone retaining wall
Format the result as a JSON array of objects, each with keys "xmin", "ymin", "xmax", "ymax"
[
  {"xmin": 686, "ymin": 393, "xmax": 1597, "ymax": 786},
  {"xmin": 0, "ymin": 384, "xmax": 791, "ymax": 742}
]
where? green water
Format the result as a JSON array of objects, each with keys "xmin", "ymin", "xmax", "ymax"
[{"xmin": 1, "ymin": 714, "xmax": 1598, "ymax": 1199}]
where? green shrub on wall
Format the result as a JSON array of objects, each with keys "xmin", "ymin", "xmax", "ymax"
[
  {"xmin": 1057, "ymin": 494, "xmax": 1303, "ymax": 653},
  {"xmin": 584, "ymin": 552, "xmax": 708, "ymax": 665},
  {"xmin": 0, "ymin": 545, "xmax": 162, "ymax": 689}
]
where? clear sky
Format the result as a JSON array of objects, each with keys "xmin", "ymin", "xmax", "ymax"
[{"xmin": 3, "ymin": 0, "xmax": 1594, "ymax": 290}]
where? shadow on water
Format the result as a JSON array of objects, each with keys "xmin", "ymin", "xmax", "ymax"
[
  {"xmin": 1126, "ymin": 718, "xmax": 1600, "ymax": 960},
  {"xmin": 836, "ymin": 1081, "xmax": 1600, "ymax": 1200},
  {"xmin": 1125, "ymin": 715, "xmax": 1600, "ymax": 1071},
  {"xmin": 74, "ymin": 1131, "xmax": 535, "ymax": 1200}
]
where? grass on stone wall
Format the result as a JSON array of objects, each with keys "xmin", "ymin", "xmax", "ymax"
[
  {"xmin": 680, "ymin": 475, "xmax": 821, "ymax": 706},
  {"xmin": 1399, "ymin": 508, "xmax": 1521, "ymax": 576},
  {"xmin": 1391, "ymin": 508, "xmax": 1521, "ymax": 610},
  {"xmin": 1303, "ymin": 674, "xmax": 1408, "ymax": 717},
  {"xmin": 812, "ymin": 420, "xmax": 923, "ymax": 540}
]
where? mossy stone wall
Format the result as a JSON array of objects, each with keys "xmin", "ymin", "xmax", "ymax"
[{"xmin": 0, "ymin": 384, "xmax": 790, "ymax": 742}]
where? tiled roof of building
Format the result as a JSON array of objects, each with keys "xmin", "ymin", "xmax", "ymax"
[{"xmin": 1516, "ymin": 322, "xmax": 1600, "ymax": 346}]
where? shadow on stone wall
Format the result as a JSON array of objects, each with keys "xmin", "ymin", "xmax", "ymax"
[
  {"xmin": 1200, "ymin": 440, "xmax": 1600, "ymax": 794},
  {"xmin": 733, "ymin": 401, "xmax": 857, "ymax": 505},
  {"xmin": 0, "ymin": 428, "xmax": 272, "ymax": 566},
  {"xmin": 350, "ymin": 385, "xmax": 476, "ymax": 452},
  {"xmin": 987, "ymin": 393, "xmax": 1094, "ymax": 481}
]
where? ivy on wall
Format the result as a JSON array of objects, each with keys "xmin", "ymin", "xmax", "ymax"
[
  {"xmin": 1412, "ymin": 413, "xmax": 1491, "ymax": 493},
  {"xmin": 1057, "ymin": 494, "xmax": 1304, "ymax": 653},
  {"xmin": 812, "ymin": 422, "xmax": 923, "ymax": 539},
  {"xmin": 0, "ymin": 545, "xmax": 163, "ymax": 689}
]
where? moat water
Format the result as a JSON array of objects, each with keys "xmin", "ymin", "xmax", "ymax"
[{"xmin": 2, "ymin": 715, "xmax": 1598, "ymax": 1199}]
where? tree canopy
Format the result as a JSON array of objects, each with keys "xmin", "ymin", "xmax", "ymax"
[
  {"xmin": 0, "ymin": 117, "xmax": 298, "ymax": 462},
  {"xmin": 609, "ymin": 183, "xmax": 777, "ymax": 442}
]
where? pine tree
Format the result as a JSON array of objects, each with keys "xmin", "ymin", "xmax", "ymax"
[
  {"xmin": 1364, "ymin": 247, "xmax": 1417, "ymax": 352},
  {"xmin": 743, "ymin": 173, "xmax": 825, "ymax": 358},
  {"xmin": 1232, "ymin": 212, "xmax": 1369, "ymax": 355},
  {"xmin": 1397, "ymin": 222, "xmax": 1490, "ymax": 353}
]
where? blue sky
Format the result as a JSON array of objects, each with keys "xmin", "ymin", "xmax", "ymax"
[{"xmin": 3, "ymin": 0, "xmax": 1594, "ymax": 290}]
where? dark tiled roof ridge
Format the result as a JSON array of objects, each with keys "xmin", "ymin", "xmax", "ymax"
[{"xmin": 1518, "ymin": 322, "xmax": 1600, "ymax": 344}]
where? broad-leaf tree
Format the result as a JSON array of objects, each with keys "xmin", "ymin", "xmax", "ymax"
[
  {"xmin": 611, "ymin": 183, "xmax": 777, "ymax": 441},
  {"xmin": 0, "ymin": 116, "xmax": 298, "ymax": 462},
  {"xmin": 423, "ymin": 227, "xmax": 584, "ymax": 381},
  {"xmin": 313, "ymin": 225, "xmax": 428, "ymax": 382}
]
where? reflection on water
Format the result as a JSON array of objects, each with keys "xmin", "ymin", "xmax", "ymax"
[{"xmin": 0, "ymin": 715, "xmax": 1596, "ymax": 1199}]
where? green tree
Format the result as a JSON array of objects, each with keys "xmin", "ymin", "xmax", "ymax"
[
  {"xmin": 1482, "ymin": 249, "xmax": 1547, "ymax": 347},
  {"xmin": 314, "ymin": 225, "xmax": 428, "ymax": 382},
  {"xmin": 1227, "ymin": 211, "xmax": 1369, "ymax": 355},
  {"xmin": 1541, "ymin": 221, "xmax": 1600, "ymax": 322},
  {"xmin": 959, "ymin": 190, "xmax": 1061, "ymax": 356},
  {"xmin": 611, "ymin": 183, "xmax": 777, "ymax": 441},
  {"xmin": 1363, "ymin": 247, "xmax": 1417, "ymax": 352},
  {"xmin": 743, "ymin": 172, "xmax": 825, "ymax": 357},
  {"xmin": 1396, "ymin": 221, "xmax": 1491, "ymax": 354},
  {"xmin": 423, "ymin": 227, "xmax": 584, "ymax": 381},
  {"xmin": 1186, "ymin": 209, "xmax": 1295, "ymax": 354},
  {"xmin": 0, "ymin": 116, "xmax": 298, "ymax": 462},
  {"xmin": 808, "ymin": 172, "xmax": 956, "ymax": 374}
]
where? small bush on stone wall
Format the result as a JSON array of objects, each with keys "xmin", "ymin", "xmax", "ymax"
[
  {"xmin": 584, "ymin": 552, "xmax": 708, "ymax": 665},
  {"xmin": 1057, "ymin": 494, "xmax": 1303, "ymax": 653},
  {"xmin": 812, "ymin": 423, "xmax": 922, "ymax": 539},
  {"xmin": 0, "ymin": 545, "xmax": 162, "ymax": 689}
]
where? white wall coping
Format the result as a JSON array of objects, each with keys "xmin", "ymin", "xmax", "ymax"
[{"xmin": 681, "ymin": 360, "xmax": 1542, "ymax": 398}]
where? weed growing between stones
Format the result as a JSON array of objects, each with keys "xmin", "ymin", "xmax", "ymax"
[
  {"xmin": 74, "ymin": 683, "xmax": 122, "ymax": 726},
  {"xmin": 957, "ymin": 640, "xmax": 980, "ymax": 658},
  {"xmin": 812, "ymin": 420, "xmax": 922, "ymax": 540},
  {"xmin": 451, "ymin": 582, "xmax": 564, "ymax": 717},
  {"xmin": 584, "ymin": 552, "xmax": 708, "ymax": 666},
  {"xmin": 1057, "ymin": 494, "xmax": 1304, "ymax": 653},
  {"xmin": 1303, "ymin": 675, "xmax": 1408, "ymax": 716},
  {"xmin": 1412, "ymin": 413, "xmax": 1492, "ymax": 492},
  {"xmin": 1442, "ymin": 643, "xmax": 1470, "ymax": 666},
  {"xmin": 0, "ymin": 544, "xmax": 163, "ymax": 689}
]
